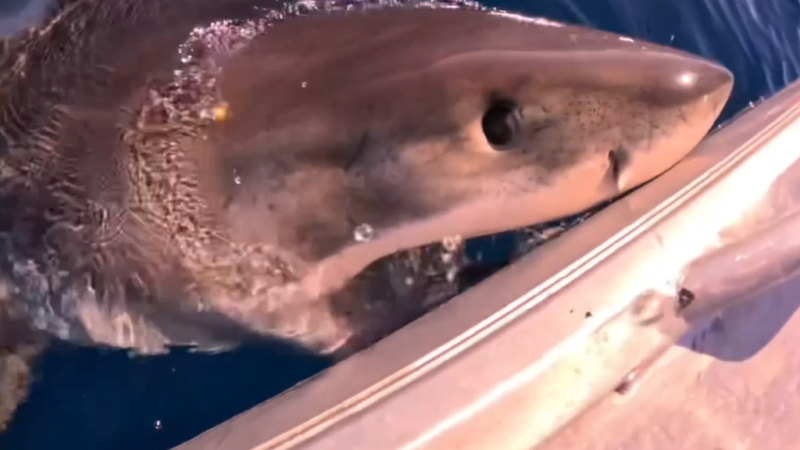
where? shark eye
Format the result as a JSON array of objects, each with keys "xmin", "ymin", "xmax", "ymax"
[{"xmin": 482, "ymin": 99, "xmax": 521, "ymax": 148}]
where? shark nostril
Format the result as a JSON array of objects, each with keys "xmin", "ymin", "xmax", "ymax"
[
  {"xmin": 607, "ymin": 147, "xmax": 629, "ymax": 186},
  {"xmin": 482, "ymin": 98, "xmax": 522, "ymax": 149}
]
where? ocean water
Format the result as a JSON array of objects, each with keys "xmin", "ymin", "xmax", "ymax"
[{"xmin": 1, "ymin": 0, "xmax": 799, "ymax": 449}]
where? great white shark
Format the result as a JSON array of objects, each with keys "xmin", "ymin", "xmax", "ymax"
[{"xmin": 0, "ymin": 0, "xmax": 732, "ymax": 429}]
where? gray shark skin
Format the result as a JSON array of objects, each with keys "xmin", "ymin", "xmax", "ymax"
[{"xmin": 0, "ymin": 0, "xmax": 732, "ymax": 429}]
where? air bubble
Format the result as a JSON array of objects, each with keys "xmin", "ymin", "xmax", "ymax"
[
  {"xmin": 353, "ymin": 223, "xmax": 375, "ymax": 242},
  {"xmin": 441, "ymin": 235, "xmax": 463, "ymax": 252},
  {"xmin": 446, "ymin": 267, "xmax": 458, "ymax": 283}
]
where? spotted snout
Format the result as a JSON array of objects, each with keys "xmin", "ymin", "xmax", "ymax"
[
  {"xmin": 376, "ymin": 48, "xmax": 734, "ymax": 243},
  {"xmin": 605, "ymin": 52, "xmax": 734, "ymax": 192},
  {"xmin": 472, "ymin": 49, "xmax": 733, "ymax": 197}
]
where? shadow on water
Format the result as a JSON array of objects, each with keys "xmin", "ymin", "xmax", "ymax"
[{"xmin": 3, "ymin": 0, "xmax": 800, "ymax": 448}]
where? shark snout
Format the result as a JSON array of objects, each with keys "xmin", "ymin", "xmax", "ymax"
[
  {"xmin": 678, "ymin": 59, "xmax": 734, "ymax": 105},
  {"xmin": 613, "ymin": 55, "xmax": 733, "ymax": 193},
  {"xmin": 636, "ymin": 52, "xmax": 734, "ymax": 109}
]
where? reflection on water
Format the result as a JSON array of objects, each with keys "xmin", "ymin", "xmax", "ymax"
[{"xmin": 2, "ymin": 0, "xmax": 800, "ymax": 448}]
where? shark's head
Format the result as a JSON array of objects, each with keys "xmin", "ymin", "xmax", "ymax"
[
  {"xmin": 215, "ymin": 8, "xmax": 731, "ymax": 260},
  {"xmin": 210, "ymin": 7, "xmax": 732, "ymax": 300},
  {"xmin": 0, "ymin": 1, "xmax": 733, "ymax": 356}
]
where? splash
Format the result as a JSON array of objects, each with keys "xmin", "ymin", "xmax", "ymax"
[
  {"xmin": 353, "ymin": 223, "xmax": 375, "ymax": 243},
  {"xmin": 441, "ymin": 235, "xmax": 464, "ymax": 252}
]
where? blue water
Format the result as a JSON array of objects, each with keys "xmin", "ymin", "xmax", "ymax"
[{"xmin": 2, "ymin": 1, "xmax": 800, "ymax": 449}]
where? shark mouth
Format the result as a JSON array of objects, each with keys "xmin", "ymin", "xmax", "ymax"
[{"xmin": 326, "ymin": 198, "xmax": 620, "ymax": 351}]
